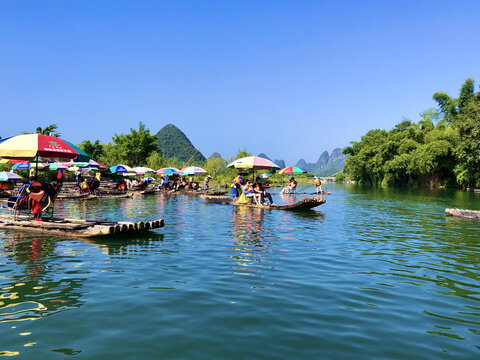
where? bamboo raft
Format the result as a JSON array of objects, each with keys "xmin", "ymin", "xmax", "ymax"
[
  {"xmin": 445, "ymin": 208, "xmax": 480, "ymax": 220},
  {"xmin": 201, "ymin": 195, "xmax": 326, "ymax": 210},
  {"xmin": 0, "ymin": 214, "xmax": 165, "ymax": 238},
  {"xmin": 57, "ymin": 193, "xmax": 98, "ymax": 200},
  {"xmin": 270, "ymin": 191, "xmax": 331, "ymax": 195},
  {"xmin": 166, "ymin": 189, "xmax": 227, "ymax": 196}
]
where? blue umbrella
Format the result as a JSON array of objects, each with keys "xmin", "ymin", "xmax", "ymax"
[
  {"xmin": 143, "ymin": 177, "xmax": 154, "ymax": 182},
  {"xmin": 110, "ymin": 165, "xmax": 133, "ymax": 173},
  {"xmin": 156, "ymin": 167, "xmax": 180, "ymax": 176},
  {"xmin": 0, "ymin": 171, "xmax": 22, "ymax": 181}
]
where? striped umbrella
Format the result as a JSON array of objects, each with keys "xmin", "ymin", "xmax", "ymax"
[
  {"xmin": 227, "ymin": 156, "xmax": 280, "ymax": 170},
  {"xmin": 110, "ymin": 165, "xmax": 134, "ymax": 174},
  {"xmin": 156, "ymin": 167, "xmax": 180, "ymax": 176},
  {"xmin": 179, "ymin": 166, "xmax": 206, "ymax": 176},
  {"xmin": 12, "ymin": 162, "xmax": 50, "ymax": 170},
  {"xmin": 279, "ymin": 166, "xmax": 307, "ymax": 175},
  {"xmin": 0, "ymin": 134, "xmax": 78, "ymax": 161},
  {"xmin": 134, "ymin": 167, "xmax": 156, "ymax": 175},
  {"xmin": 0, "ymin": 171, "xmax": 22, "ymax": 181},
  {"xmin": 62, "ymin": 139, "xmax": 90, "ymax": 162}
]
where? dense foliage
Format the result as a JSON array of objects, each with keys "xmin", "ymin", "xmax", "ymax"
[
  {"xmin": 156, "ymin": 124, "xmax": 206, "ymax": 163},
  {"xmin": 79, "ymin": 122, "xmax": 163, "ymax": 167},
  {"xmin": 343, "ymin": 79, "xmax": 480, "ymax": 188}
]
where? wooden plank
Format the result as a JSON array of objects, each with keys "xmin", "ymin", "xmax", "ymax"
[{"xmin": 201, "ymin": 195, "xmax": 326, "ymax": 210}]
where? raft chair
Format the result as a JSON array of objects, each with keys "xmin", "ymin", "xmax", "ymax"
[{"xmin": 5, "ymin": 183, "xmax": 55, "ymax": 220}]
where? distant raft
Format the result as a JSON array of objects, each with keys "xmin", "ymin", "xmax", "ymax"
[
  {"xmin": 270, "ymin": 191, "xmax": 331, "ymax": 195},
  {"xmin": 0, "ymin": 215, "xmax": 165, "ymax": 238},
  {"xmin": 445, "ymin": 208, "xmax": 480, "ymax": 220},
  {"xmin": 201, "ymin": 195, "xmax": 326, "ymax": 210}
]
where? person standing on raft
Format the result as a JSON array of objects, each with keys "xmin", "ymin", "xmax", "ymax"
[
  {"xmin": 314, "ymin": 176, "xmax": 322, "ymax": 194},
  {"xmin": 231, "ymin": 175, "xmax": 242, "ymax": 202},
  {"xmin": 204, "ymin": 175, "xmax": 211, "ymax": 190}
]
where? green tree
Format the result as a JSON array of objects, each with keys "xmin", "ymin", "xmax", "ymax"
[
  {"xmin": 145, "ymin": 151, "xmax": 166, "ymax": 170},
  {"xmin": 112, "ymin": 122, "xmax": 158, "ymax": 166},
  {"xmin": 205, "ymin": 157, "xmax": 227, "ymax": 177},
  {"xmin": 458, "ymin": 78, "xmax": 475, "ymax": 114},
  {"xmin": 31, "ymin": 124, "xmax": 61, "ymax": 137},
  {"xmin": 452, "ymin": 85, "xmax": 480, "ymax": 187},
  {"xmin": 343, "ymin": 79, "xmax": 480, "ymax": 188},
  {"xmin": 96, "ymin": 143, "xmax": 121, "ymax": 167},
  {"xmin": 78, "ymin": 140, "xmax": 105, "ymax": 160},
  {"xmin": 234, "ymin": 148, "xmax": 252, "ymax": 160}
]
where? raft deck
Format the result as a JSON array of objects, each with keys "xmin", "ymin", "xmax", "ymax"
[
  {"xmin": 0, "ymin": 215, "xmax": 165, "ymax": 238},
  {"xmin": 270, "ymin": 191, "xmax": 331, "ymax": 195},
  {"xmin": 201, "ymin": 195, "xmax": 326, "ymax": 210},
  {"xmin": 445, "ymin": 208, "xmax": 480, "ymax": 220}
]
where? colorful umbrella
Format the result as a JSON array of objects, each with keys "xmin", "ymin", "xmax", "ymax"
[
  {"xmin": 96, "ymin": 162, "xmax": 107, "ymax": 171},
  {"xmin": 260, "ymin": 173, "xmax": 271, "ymax": 179},
  {"xmin": 0, "ymin": 134, "xmax": 78, "ymax": 161},
  {"xmin": 47, "ymin": 162, "xmax": 69, "ymax": 171},
  {"xmin": 279, "ymin": 166, "xmax": 307, "ymax": 175},
  {"xmin": 134, "ymin": 167, "xmax": 156, "ymax": 175},
  {"xmin": 65, "ymin": 159, "xmax": 104, "ymax": 169},
  {"xmin": 69, "ymin": 166, "xmax": 94, "ymax": 173},
  {"xmin": 11, "ymin": 162, "xmax": 49, "ymax": 170},
  {"xmin": 110, "ymin": 165, "xmax": 134, "ymax": 173},
  {"xmin": 62, "ymin": 139, "xmax": 90, "ymax": 162},
  {"xmin": 179, "ymin": 166, "xmax": 206, "ymax": 176},
  {"xmin": 227, "ymin": 156, "xmax": 280, "ymax": 170},
  {"xmin": 156, "ymin": 167, "xmax": 180, "ymax": 176},
  {"xmin": 143, "ymin": 176, "xmax": 155, "ymax": 182},
  {"xmin": 0, "ymin": 171, "xmax": 22, "ymax": 181}
]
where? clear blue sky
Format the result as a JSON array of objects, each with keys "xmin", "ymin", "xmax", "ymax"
[{"xmin": 1, "ymin": 0, "xmax": 479, "ymax": 164}]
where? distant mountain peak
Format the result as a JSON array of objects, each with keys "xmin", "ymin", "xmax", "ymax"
[
  {"xmin": 257, "ymin": 153, "xmax": 272, "ymax": 160},
  {"xmin": 156, "ymin": 124, "xmax": 206, "ymax": 163},
  {"xmin": 209, "ymin": 152, "xmax": 223, "ymax": 159}
]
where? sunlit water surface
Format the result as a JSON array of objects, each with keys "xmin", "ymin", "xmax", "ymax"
[{"xmin": 0, "ymin": 184, "xmax": 479, "ymax": 359}]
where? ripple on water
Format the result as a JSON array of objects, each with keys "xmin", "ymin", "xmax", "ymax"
[{"xmin": 0, "ymin": 185, "xmax": 480, "ymax": 359}]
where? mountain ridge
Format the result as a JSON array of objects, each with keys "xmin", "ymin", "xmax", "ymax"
[{"xmin": 156, "ymin": 124, "xmax": 206, "ymax": 163}]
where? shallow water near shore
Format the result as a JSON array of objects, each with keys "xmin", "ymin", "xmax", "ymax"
[{"xmin": 0, "ymin": 184, "xmax": 479, "ymax": 359}]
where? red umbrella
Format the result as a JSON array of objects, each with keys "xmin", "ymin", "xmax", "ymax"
[
  {"xmin": 0, "ymin": 134, "xmax": 79, "ymax": 179},
  {"xmin": 0, "ymin": 134, "xmax": 78, "ymax": 161}
]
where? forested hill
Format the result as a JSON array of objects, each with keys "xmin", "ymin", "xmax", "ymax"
[
  {"xmin": 156, "ymin": 124, "xmax": 206, "ymax": 163},
  {"xmin": 343, "ymin": 78, "xmax": 480, "ymax": 188}
]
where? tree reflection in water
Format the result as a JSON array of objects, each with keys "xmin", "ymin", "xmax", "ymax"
[{"xmin": 0, "ymin": 232, "xmax": 85, "ymax": 325}]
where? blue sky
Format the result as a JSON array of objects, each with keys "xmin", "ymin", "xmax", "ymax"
[{"xmin": 1, "ymin": 1, "xmax": 479, "ymax": 164}]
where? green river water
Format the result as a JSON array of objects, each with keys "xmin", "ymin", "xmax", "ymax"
[{"xmin": 0, "ymin": 184, "xmax": 479, "ymax": 359}]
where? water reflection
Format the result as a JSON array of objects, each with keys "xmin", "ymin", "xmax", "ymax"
[
  {"xmin": 0, "ymin": 233, "xmax": 85, "ymax": 325},
  {"xmin": 229, "ymin": 207, "xmax": 273, "ymax": 277},
  {"xmin": 82, "ymin": 232, "xmax": 165, "ymax": 256},
  {"xmin": 340, "ymin": 184, "xmax": 480, "ymax": 343}
]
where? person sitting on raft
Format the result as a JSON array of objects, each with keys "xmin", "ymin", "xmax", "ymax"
[
  {"xmin": 115, "ymin": 180, "xmax": 127, "ymax": 192},
  {"xmin": 177, "ymin": 178, "xmax": 187, "ymax": 190},
  {"xmin": 254, "ymin": 177, "xmax": 274, "ymax": 205},
  {"xmin": 231, "ymin": 175, "xmax": 242, "ymax": 202},
  {"xmin": 243, "ymin": 180, "xmax": 261, "ymax": 205},
  {"xmin": 204, "ymin": 175, "xmax": 211, "ymax": 190},
  {"xmin": 280, "ymin": 177, "xmax": 297, "ymax": 194},
  {"xmin": 289, "ymin": 177, "xmax": 297, "ymax": 192},
  {"xmin": 27, "ymin": 181, "xmax": 46, "ymax": 221}
]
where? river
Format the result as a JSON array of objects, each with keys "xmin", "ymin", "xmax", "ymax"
[{"xmin": 0, "ymin": 184, "xmax": 479, "ymax": 359}]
